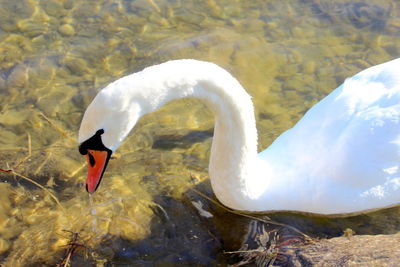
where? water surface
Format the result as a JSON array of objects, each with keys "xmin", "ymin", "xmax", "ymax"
[{"xmin": 0, "ymin": 0, "xmax": 400, "ymax": 266}]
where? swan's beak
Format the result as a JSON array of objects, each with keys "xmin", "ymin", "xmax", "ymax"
[{"xmin": 85, "ymin": 149, "xmax": 109, "ymax": 193}]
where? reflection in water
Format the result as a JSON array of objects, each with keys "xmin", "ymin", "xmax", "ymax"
[{"xmin": 0, "ymin": 0, "xmax": 399, "ymax": 266}]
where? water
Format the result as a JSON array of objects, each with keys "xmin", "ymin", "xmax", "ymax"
[
  {"xmin": 0, "ymin": 0, "xmax": 400, "ymax": 266},
  {"xmin": 88, "ymin": 194, "xmax": 98, "ymax": 233}
]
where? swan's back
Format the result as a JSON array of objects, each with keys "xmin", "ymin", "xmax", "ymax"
[{"xmin": 259, "ymin": 58, "xmax": 400, "ymax": 213}]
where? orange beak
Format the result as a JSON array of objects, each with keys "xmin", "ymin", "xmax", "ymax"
[{"xmin": 85, "ymin": 149, "xmax": 110, "ymax": 193}]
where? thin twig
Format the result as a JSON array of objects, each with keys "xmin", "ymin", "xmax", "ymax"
[
  {"xmin": 224, "ymin": 249, "xmax": 266, "ymax": 254},
  {"xmin": 0, "ymin": 168, "xmax": 12, "ymax": 173},
  {"xmin": 27, "ymin": 132, "xmax": 32, "ymax": 156},
  {"xmin": 57, "ymin": 231, "xmax": 88, "ymax": 267},
  {"xmin": 0, "ymin": 168, "xmax": 64, "ymax": 211},
  {"xmin": 13, "ymin": 133, "xmax": 33, "ymax": 169},
  {"xmin": 34, "ymin": 151, "xmax": 52, "ymax": 175},
  {"xmin": 0, "ymin": 147, "xmax": 27, "ymax": 152},
  {"xmin": 146, "ymin": 0, "xmax": 161, "ymax": 13},
  {"xmin": 66, "ymin": 162, "xmax": 86, "ymax": 178},
  {"xmin": 38, "ymin": 112, "xmax": 75, "ymax": 142}
]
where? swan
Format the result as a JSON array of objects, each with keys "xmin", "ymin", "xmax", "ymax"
[{"xmin": 78, "ymin": 58, "xmax": 400, "ymax": 215}]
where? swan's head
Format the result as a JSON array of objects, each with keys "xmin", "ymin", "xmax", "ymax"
[
  {"xmin": 78, "ymin": 88, "xmax": 141, "ymax": 193},
  {"xmin": 78, "ymin": 129, "xmax": 112, "ymax": 193}
]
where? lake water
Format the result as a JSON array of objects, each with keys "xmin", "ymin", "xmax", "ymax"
[{"xmin": 0, "ymin": 0, "xmax": 400, "ymax": 266}]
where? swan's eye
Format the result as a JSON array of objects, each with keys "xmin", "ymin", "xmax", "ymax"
[{"xmin": 88, "ymin": 152, "xmax": 96, "ymax": 167}]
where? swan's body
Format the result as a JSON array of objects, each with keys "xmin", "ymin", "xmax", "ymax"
[{"xmin": 79, "ymin": 58, "xmax": 400, "ymax": 214}]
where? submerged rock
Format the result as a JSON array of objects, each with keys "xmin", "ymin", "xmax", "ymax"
[{"xmin": 58, "ymin": 23, "xmax": 75, "ymax": 36}]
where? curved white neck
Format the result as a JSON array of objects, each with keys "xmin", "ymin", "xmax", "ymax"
[{"xmin": 80, "ymin": 60, "xmax": 266, "ymax": 210}]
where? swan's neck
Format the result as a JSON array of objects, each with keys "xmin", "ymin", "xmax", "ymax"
[{"xmin": 85, "ymin": 60, "xmax": 267, "ymax": 210}]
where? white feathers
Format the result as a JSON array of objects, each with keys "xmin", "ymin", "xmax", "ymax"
[{"xmin": 79, "ymin": 58, "xmax": 400, "ymax": 214}]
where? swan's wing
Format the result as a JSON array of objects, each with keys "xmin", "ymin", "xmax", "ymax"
[{"xmin": 259, "ymin": 58, "xmax": 400, "ymax": 210}]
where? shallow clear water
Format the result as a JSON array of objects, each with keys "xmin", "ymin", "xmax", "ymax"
[{"xmin": 0, "ymin": 0, "xmax": 400, "ymax": 266}]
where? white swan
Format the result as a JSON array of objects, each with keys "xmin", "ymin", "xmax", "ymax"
[{"xmin": 78, "ymin": 58, "xmax": 400, "ymax": 215}]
